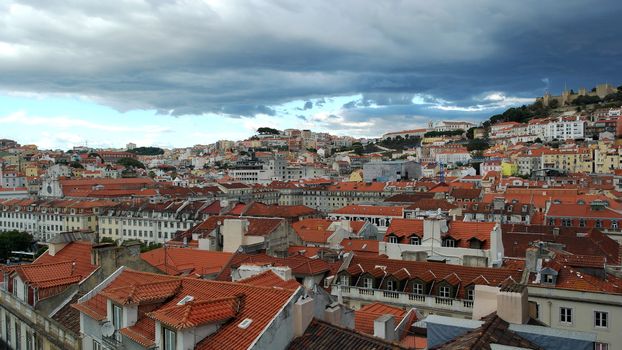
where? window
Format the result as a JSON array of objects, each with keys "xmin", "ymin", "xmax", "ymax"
[
  {"xmin": 163, "ymin": 327, "xmax": 176, "ymax": 350},
  {"xmin": 560, "ymin": 307, "xmax": 573, "ymax": 324},
  {"xmin": 340, "ymin": 275, "xmax": 349, "ymax": 286},
  {"xmin": 388, "ymin": 235, "xmax": 398, "ymax": 244},
  {"xmin": 562, "ymin": 218, "xmax": 571, "ymax": 227},
  {"xmin": 410, "ymin": 236, "xmax": 420, "ymax": 245},
  {"xmin": 439, "ymin": 285, "xmax": 451, "ymax": 298},
  {"xmin": 612, "ymin": 221, "xmax": 618, "ymax": 230},
  {"xmin": 363, "ymin": 277, "xmax": 373, "ymax": 289},
  {"xmin": 548, "ymin": 218, "xmax": 555, "ymax": 226},
  {"xmin": 579, "ymin": 218, "xmax": 586, "ymax": 227},
  {"xmin": 112, "ymin": 304, "xmax": 122, "ymax": 330},
  {"xmin": 544, "ymin": 274, "xmax": 554, "ymax": 283},
  {"xmin": 15, "ymin": 321, "xmax": 20, "ymax": 350},
  {"xmin": 466, "ymin": 288, "xmax": 474, "ymax": 300},
  {"xmin": 386, "ymin": 280, "xmax": 395, "ymax": 291},
  {"xmin": 5, "ymin": 315, "xmax": 10, "ymax": 345},
  {"xmin": 595, "ymin": 220, "xmax": 603, "ymax": 228},
  {"xmin": 595, "ymin": 311, "xmax": 608, "ymax": 328},
  {"xmin": 26, "ymin": 330, "xmax": 33, "ymax": 350},
  {"xmin": 93, "ymin": 340, "xmax": 102, "ymax": 350},
  {"xmin": 413, "ymin": 283, "xmax": 424, "ymax": 295}
]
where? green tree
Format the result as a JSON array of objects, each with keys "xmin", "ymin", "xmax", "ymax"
[
  {"xmin": 548, "ymin": 99, "xmax": 559, "ymax": 109},
  {"xmin": 69, "ymin": 161, "xmax": 84, "ymax": 169},
  {"xmin": 466, "ymin": 138, "xmax": 490, "ymax": 152},
  {"xmin": 0, "ymin": 231, "xmax": 34, "ymax": 260},
  {"xmin": 257, "ymin": 127, "xmax": 280, "ymax": 135},
  {"xmin": 116, "ymin": 158, "xmax": 146, "ymax": 169},
  {"xmin": 128, "ymin": 147, "xmax": 165, "ymax": 156}
]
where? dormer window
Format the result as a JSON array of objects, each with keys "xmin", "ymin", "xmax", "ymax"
[
  {"xmin": 363, "ymin": 277, "xmax": 373, "ymax": 289},
  {"xmin": 388, "ymin": 235, "xmax": 398, "ymax": 244},
  {"xmin": 413, "ymin": 282, "xmax": 425, "ymax": 295},
  {"xmin": 340, "ymin": 275, "xmax": 349, "ymax": 286},
  {"xmin": 410, "ymin": 236, "xmax": 421, "ymax": 245},
  {"xmin": 544, "ymin": 274, "xmax": 554, "ymax": 283}
]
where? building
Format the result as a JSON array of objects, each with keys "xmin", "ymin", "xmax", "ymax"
[
  {"xmin": 381, "ymin": 218, "xmax": 504, "ymax": 267},
  {"xmin": 363, "ymin": 160, "xmax": 422, "ymax": 182}
]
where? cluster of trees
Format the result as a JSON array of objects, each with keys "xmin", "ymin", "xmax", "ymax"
[
  {"xmin": 466, "ymin": 138, "xmax": 490, "ymax": 152},
  {"xmin": 378, "ymin": 136, "xmax": 421, "ymax": 150},
  {"xmin": 257, "ymin": 127, "xmax": 280, "ymax": 135},
  {"xmin": 424, "ymin": 129, "xmax": 464, "ymax": 138},
  {"xmin": 116, "ymin": 157, "xmax": 146, "ymax": 169},
  {"xmin": 0, "ymin": 231, "xmax": 34, "ymax": 260},
  {"xmin": 484, "ymin": 102, "xmax": 549, "ymax": 127},
  {"xmin": 128, "ymin": 147, "xmax": 165, "ymax": 156}
]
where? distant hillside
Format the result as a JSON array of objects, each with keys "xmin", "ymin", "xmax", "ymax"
[{"xmin": 483, "ymin": 84, "xmax": 622, "ymax": 128}]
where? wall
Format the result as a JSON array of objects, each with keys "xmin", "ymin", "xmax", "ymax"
[{"xmin": 528, "ymin": 286, "xmax": 622, "ymax": 349}]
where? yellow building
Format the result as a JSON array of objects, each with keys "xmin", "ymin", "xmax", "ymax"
[
  {"xmin": 501, "ymin": 162, "xmax": 518, "ymax": 177},
  {"xmin": 348, "ymin": 169, "xmax": 363, "ymax": 182}
]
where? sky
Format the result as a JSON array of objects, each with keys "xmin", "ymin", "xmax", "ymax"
[{"xmin": 1, "ymin": 0, "xmax": 621, "ymax": 149}]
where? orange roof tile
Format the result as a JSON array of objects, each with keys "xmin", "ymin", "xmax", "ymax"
[
  {"xmin": 355, "ymin": 302, "xmax": 407, "ymax": 335},
  {"xmin": 148, "ymin": 295, "xmax": 243, "ymax": 330},
  {"xmin": 333, "ymin": 205, "xmax": 404, "ymax": 217}
]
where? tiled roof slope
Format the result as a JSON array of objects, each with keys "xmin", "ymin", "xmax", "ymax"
[
  {"xmin": 431, "ymin": 313, "xmax": 543, "ymax": 350},
  {"xmin": 140, "ymin": 247, "xmax": 233, "ymax": 276},
  {"xmin": 73, "ymin": 269, "xmax": 299, "ymax": 350},
  {"xmin": 354, "ymin": 302, "xmax": 408, "ymax": 335},
  {"xmin": 287, "ymin": 319, "xmax": 408, "ymax": 350}
]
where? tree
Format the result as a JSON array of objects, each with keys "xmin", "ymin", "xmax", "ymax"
[
  {"xmin": 0, "ymin": 231, "xmax": 33, "ymax": 260},
  {"xmin": 257, "ymin": 127, "xmax": 280, "ymax": 135},
  {"xmin": 548, "ymin": 99, "xmax": 559, "ymax": 109},
  {"xmin": 116, "ymin": 158, "xmax": 145, "ymax": 169},
  {"xmin": 534, "ymin": 137, "xmax": 543, "ymax": 144},
  {"xmin": 128, "ymin": 147, "xmax": 165, "ymax": 156},
  {"xmin": 148, "ymin": 170, "xmax": 156, "ymax": 178},
  {"xmin": 467, "ymin": 138, "xmax": 490, "ymax": 152},
  {"xmin": 69, "ymin": 161, "xmax": 84, "ymax": 169}
]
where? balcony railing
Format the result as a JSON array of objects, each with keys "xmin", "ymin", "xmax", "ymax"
[
  {"xmin": 102, "ymin": 330, "xmax": 123, "ymax": 349},
  {"xmin": 334, "ymin": 285, "xmax": 473, "ymax": 314}
]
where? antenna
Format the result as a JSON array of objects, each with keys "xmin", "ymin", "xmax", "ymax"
[{"xmin": 101, "ymin": 321, "xmax": 115, "ymax": 337}]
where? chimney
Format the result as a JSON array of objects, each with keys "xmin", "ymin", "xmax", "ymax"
[
  {"xmin": 373, "ymin": 314, "xmax": 396, "ymax": 341},
  {"xmin": 293, "ymin": 295, "xmax": 315, "ymax": 337},
  {"xmin": 497, "ymin": 284, "xmax": 529, "ymax": 324}
]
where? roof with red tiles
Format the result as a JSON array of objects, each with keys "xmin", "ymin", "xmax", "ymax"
[
  {"xmin": 339, "ymin": 238, "xmax": 379, "ymax": 254},
  {"xmin": 140, "ymin": 247, "xmax": 233, "ymax": 276},
  {"xmin": 34, "ymin": 240, "xmax": 97, "ymax": 279},
  {"xmin": 288, "ymin": 319, "xmax": 408, "ymax": 350},
  {"xmin": 241, "ymin": 202, "xmax": 317, "ymax": 218},
  {"xmin": 445, "ymin": 222, "xmax": 496, "ymax": 249},
  {"xmin": 405, "ymin": 199, "xmax": 458, "ymax": 211},
  {"xmin": 502, "ymin": 224, "xmax": 620, "ymax": 265},
  {"xmin": 354, "ymin": 302, "xmax": 408, "ymax": 335},
  {"xmin": 73, "ymin": 269, "xmax": 299, "ymax": 350},
  {"xmin": 386, "ymin": 219, "xmax": 424, "ymax": 238},
  {"xmin": 546, "ymin": 203, "xmax": 622, "ymax": 219},
  {"xmin": 341, "ymin": 254, "xmax": 522, "ymax": 299},
  {"xmin": 216, "ymin": 252, "xmax": 331, "ymax": 281},
  {"xmin": 237, "ymin": 270, "xmax": 301, "ymax": 290},
  {"xmin": 333, "ymin": 205, "xmax": 405, "ymax": 217},
  {"xmin": 327, "ymin": 182, "xmax": 387, "ymax": 192}
]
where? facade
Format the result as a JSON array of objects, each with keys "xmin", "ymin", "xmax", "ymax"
[
  {"xmin": 381, "ymin": 218, "xmax": 504, "ymax": 267},
  {"xmin": 363, "ymin": 160, "xmax": 422, "ymax": 182}
]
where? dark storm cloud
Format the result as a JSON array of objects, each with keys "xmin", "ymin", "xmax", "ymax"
[{"xmin": 0, "ymin": 0, "xmax": 621, "ymax": 126}]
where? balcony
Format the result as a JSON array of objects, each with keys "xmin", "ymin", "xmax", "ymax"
[
  {"xmin": 333, "ymin": 285, "xmax": 474, "ymax": 315},
  {"xmin": 102, "ymin": 330, "xmax": 123, "ymax": 349}
]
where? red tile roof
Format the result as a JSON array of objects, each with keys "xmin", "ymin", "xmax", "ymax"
[
  {"xmin": 148, "ymin": 295, "xmax": 243, "ymax": 330},
  {"xmin": 333, "ymin": 205, "xmax": 405, "ymax": 217},
  {"xmin": 445, "ymin": 222, "xmax": 496, "ymax": 249},
  {"xmin": 355, "ymin": 302, "xmax": 407, "ymax": 335},
  {"xmin": 140, "ymin": 248, "xmax": 233, "ymax": 276},
  {"xmin": 74, "ymin": 269, "xmax": 299, "ymax": 350},
  {"xmin": 241, "ymin": 202, "xmax": 317, "ymax": 218},
  {"xmin": 237, "ymin": 270, "xmax": 301, "ymax": 290},
  {"xmin": 386, "ymin": 219, "xmax": 424, "ymax": 238}
]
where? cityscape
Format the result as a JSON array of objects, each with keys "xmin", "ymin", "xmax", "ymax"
[{"xmin": 1, "ymin": 1, "xmax": 622, "ymax": 350}]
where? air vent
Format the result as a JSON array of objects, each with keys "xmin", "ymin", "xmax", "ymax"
[
  {"xmin": 177, "ymin": 295, "xmax": 194, "ymax": 305},
  {"xmin": 238, "ymin": 318, "xmax": 253, "ymax": 329}
]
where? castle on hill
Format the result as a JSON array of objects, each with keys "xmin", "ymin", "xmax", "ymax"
[{"xmin": 537, "ymin": 83, "xmax": 617, "ymax": 107}]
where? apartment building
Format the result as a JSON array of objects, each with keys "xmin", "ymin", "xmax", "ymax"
[
  {"xmin": 381, "ymin": 218, "xmax": 503, "ymax": 267},
  {"xmin": 332, "ymin": 253, "xmax": 522, "ymax": 318}
]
